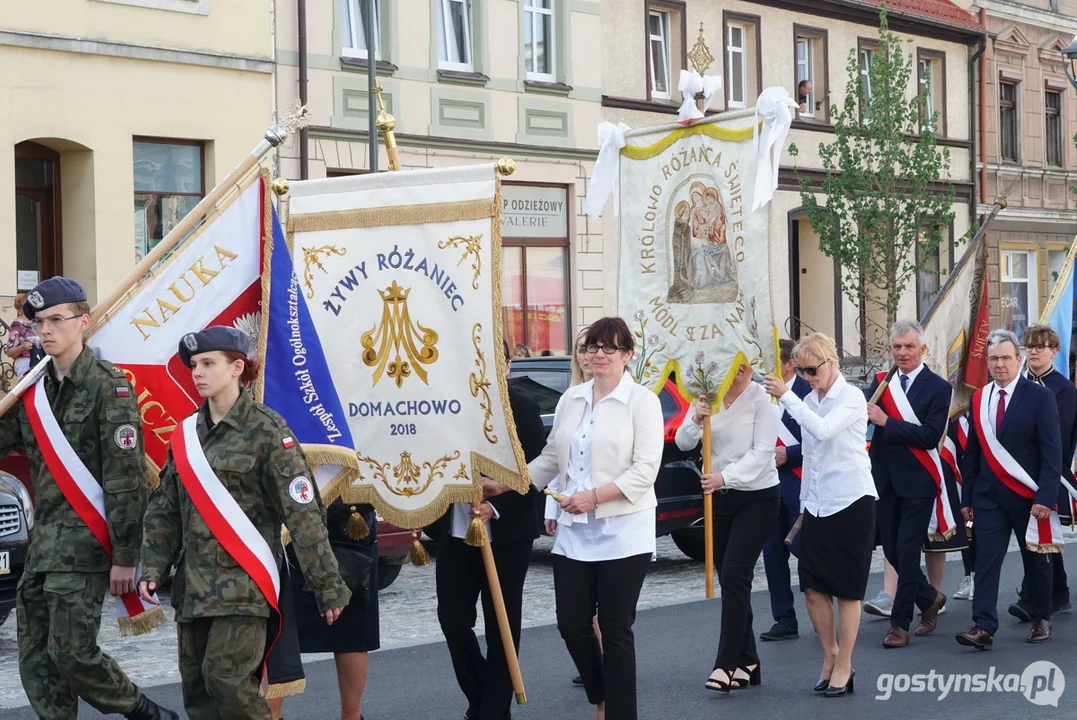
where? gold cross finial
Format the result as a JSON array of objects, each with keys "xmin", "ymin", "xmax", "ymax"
[{"xmin": 687, "ymin": 22, "xmax": 714, "ymax": 75}]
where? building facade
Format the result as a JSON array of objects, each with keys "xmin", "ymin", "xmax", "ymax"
[
  {"xmin": 969, "ymin": 0, "xmax": 1077, "ymax": 339},
  {"xmin": 273, "ymin": 0, "xmax": 602, "ymax": 355},
  {"xmin": 599, "ymin": 0, "xmax": 983, "ymax": 364},
  {"xmin": 0, "ymin": 0, "xmax": 274, "ymax": 337}
]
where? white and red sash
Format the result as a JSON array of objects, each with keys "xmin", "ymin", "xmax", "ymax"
[
  {"xmin": 776, "ymin": 420, "xmax": 802, "ymax": 480},
  {"xmin": 23, "ymin": 378, "xmax": 166, "ymax": 636},
  {"xmin": 170, "ymin": 413, "xmax": 280, "ymax": 611},
  {"xmin": 956, "ymin": 416, "xmax": 969, "ymax": 451},
  {"xmin": 875, "ymin": 372, "xmax": 956, "ymax": 541},
  {"xmin": 970, "ymin": 386, "xmax": 1065, "ymax": 553},
  {"xmin": 940, "ymin": 435, "xmax": 961, "ymax": 487}
]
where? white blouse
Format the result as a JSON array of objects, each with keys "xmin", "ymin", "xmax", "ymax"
[
  {"xmin": 674, "ymin": 381, "xmax": 780, "ymax": 492},
  {"xmin": 779, "ymin": 373, "xmax": 877, "ymax": 517},
  {"xmin": 549, "ymin": 376, "xmax": 657, "ymax": 562}
]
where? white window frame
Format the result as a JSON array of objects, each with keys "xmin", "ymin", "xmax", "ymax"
[
  {"xmin": 439, "ymin": 0, "xmax": 474, "ymax": 72},
  {"xmin": 524, "ymin": 0, "xmax": 556, "ymax": 82},
  {"xmin": 859, "ymin": 47, "xmax": 874, "ymax": 122},
  {"xmin": 918, "ymin": 57, "xmax": 934, "ymax": 131},
  {"xmin": 648, "ymin": 9, "xmax": 672, "ymax": 100},
  {"xmin": 342, "ymin": 0, "xmax": 381, "ymax": 61},
  {"xmin": 727, "ymin": 23, "xmax": 747, "ymax": 109},
  {"xmin": 1000, "ymin": 249, "xmax": 1039, "ymax": 332},
  {"xmin": 796, "ymin": 36, "xmax": 814, "ymax": 118}
]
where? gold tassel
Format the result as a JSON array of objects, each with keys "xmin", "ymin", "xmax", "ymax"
[
  {"xmin": 464, "ymin": 514, "xmax": 488, "ymax": 548},
  {"xmin": 409, "ymin": 531, "xmax": 430, "ymax": 566},
  {"xmin": 346, "ymin": 506, "xmax": 369, "ymax": 540},
  {"xmin": 280, "ymin": 525, "xmax": 292, "ymax": 546},
  {"xmin": 543, "ymin": 487, "xmax": 567, "ymax": 504},
  {"xmin": 261, "ymin": 678, "xmax": 307, "ymax": 699},
  {"xmin": 117, "ymin": 605, "xmax": 167, "ymax": 637}
]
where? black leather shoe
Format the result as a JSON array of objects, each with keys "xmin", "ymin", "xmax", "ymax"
[
  {"xmin": 813, "ymin": 679, "xmax": 829, "ymax": 692},
  {"xmin": 1008, "ymin": 600, "xmax": 1033, "ymax": 623},
  {"xmin": 1053, "ymin": 597, "xmax": 1071, "ymax": 614},
  {"xmin": 823, "ymin": 671, "xmax": 854, "ymax": 697},
  {"xmin": 571, "ymin": 674, "xmax": 584, "ymax": 686},
  {"xmin": 125, "ymin": 695, "xmax": 179, "ymax": 720},
  {"xmin": 760, "ymin": 623, "xmax": 799, "ymax": 641}
]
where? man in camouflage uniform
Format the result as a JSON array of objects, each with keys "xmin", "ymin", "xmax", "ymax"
[
  {"xmin": 139, "ymin": 326, "xmax": 350, "ymax": 720},
  {"xmin": 0, "ymin": 277, "xmax": 178, "ymax": 720}
]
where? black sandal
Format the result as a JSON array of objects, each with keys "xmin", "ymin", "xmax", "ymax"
[
  {"xmin": 704, "ymin": 668, "xmax": 732, "ymax": 693},
  {"xmin": 731, "ymin": 664, "xmax": 761, "ymax": 689}
]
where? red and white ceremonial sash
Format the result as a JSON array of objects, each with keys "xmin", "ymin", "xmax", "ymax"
[
  {"xmin": 940, "ymin": 436, "xmax": 961, "ymax": 487},
  {"xmin": 23, "ymin": 378, "xmax": 165, "ymax": 635},
  {"xmin": 776, "ymin": 421, "xmax": 802, "ymax": 479},
  {"xmin": 956, "ymin": 416, "xmax": 969, "ymax": 452},
  {"xmin": 170, "ymin": 414, "xmax": 280, "ymax": 611},
  {"xmin": 970, "ymin": 387, "xmax": 1065, "ymax": 553},
  {"xmin": 875, "ymin": 372, "xmax": 956, "ymax": 541}
]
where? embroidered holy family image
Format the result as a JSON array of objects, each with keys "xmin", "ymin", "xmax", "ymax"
[{"xmin": 667, "ymin": 176, "xmax": 740, "ymax": 306}]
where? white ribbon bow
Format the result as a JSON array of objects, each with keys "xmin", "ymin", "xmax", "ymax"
[
  {"xmin": 583, "ymin": 121, "xmax": 631, "ymax": 218},
  {"xmin": 677, "ymin": 70, "xmax": 722, "ymax": 125},
  {"xmin": 752, "ymin": 86, "xmax": 799, "ymax": 212}
]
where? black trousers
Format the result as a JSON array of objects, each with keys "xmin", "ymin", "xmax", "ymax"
[
  {"xmin": 553, "ymin": 552, "xmax": 650, "ymax": 720},
  {"xmin": 436, "ymin": 536, "xmax": 533, "ymax": 720},
  {"xmin": 761, "ymin": 485, "xmax": 800, "ymax": 630},
  {"xmin": 961, "ymin": 529, "xmax": 976, "ymax": 576},
  {"xmin": 1020, "ymin": 549, "xmax": 1070, "ymax": 605},
  {"xmin": 876, "ymin": 485, "xmax": 939, "ymax": 631},
  {"xmin": 972, "ymin": 504, "xmax": 1053, "ymax": 634},
  {"xmin": 712, "ymin": 486, "xmax": 780, "ymax": 669}
]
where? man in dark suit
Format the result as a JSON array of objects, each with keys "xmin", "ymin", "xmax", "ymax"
[
  {"xmin": 1010, "ymin": 324, "xmax": 1076, "ymax": 621},
  {"xmin": 957, "ymin": 329, "xmax": 1062, "ymax": 649},
  {"xmin": 760, "ymin": 338, "xmax": 810, "ymax": 641},
  {"xmin": 434, "ymin": 340, "xmax": 545, "ymax": 720},
  {"xmin": 865, "ymin": 320, "xmax": 951, "ymax": 648}
]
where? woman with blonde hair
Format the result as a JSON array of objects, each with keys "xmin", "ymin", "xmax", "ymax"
[{"xmin": 763, "ymin": 333, "xmax": 876, "ymax": 698}]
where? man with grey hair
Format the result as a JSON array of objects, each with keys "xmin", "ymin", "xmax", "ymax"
[
  {"xmin": 865, "ymin": 320, "xmax": 952, "ymax": 647},
  {"xmin": 957, "ymin": 329, "xmax": 1062, "ymax": 649}
]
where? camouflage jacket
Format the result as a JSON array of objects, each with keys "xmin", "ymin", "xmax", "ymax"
[
  {"xmin": 0, "ymin": 346, "xmax": 149, "ymax": 571},
  {"xmin": 141, "ymin": 391, "xmax": 351, "ymax": 620}
]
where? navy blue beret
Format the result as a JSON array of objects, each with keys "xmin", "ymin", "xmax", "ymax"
[
  {"xmin": 23, "ymin": 277, "xmax": 88, "ymax": 320},
  {"xmin": 179, "ymin": 326, "xmax": 252, "ymax": 367}
]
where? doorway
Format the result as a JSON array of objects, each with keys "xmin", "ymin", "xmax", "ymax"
[
  {"xmin": 15, "ymin": 141, "xmax": 62, "ymax": 291},
  {"xmin": 788, "ymin": 212, "xmax": 842, "ymax": 347}
]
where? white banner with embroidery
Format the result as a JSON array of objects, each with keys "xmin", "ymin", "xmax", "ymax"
[
  {"xmin": 617, "ymin": 118, "xmax": 779, "ymax": 401},
  {"xmin": 285, "ymin": 165, "xmax": 529, "ymax": 530}
]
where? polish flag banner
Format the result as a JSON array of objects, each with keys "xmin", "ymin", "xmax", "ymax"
[{"xmin": 87, "ymin": 173, "xmax": 270, "ymax": 474}]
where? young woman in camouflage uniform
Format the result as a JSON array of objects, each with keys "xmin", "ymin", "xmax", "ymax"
[{"xmin": 138, "ymin": 326, "xmax": 350, "ymax": 720}]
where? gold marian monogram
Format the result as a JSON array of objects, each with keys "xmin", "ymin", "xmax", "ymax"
[
  {"xmin": 438, "ymin": 234, "xmax": 483, "ymax": 290},
  {"xmin": 357, "ymin": 450, "xmax": 462, "ymax": 498},
  {"xmin": 361, "ymin": 281, "xmax": 439, "ymax": 388},
  {"xmin": 469, "ymin": 323, "xmax": 497, "ymax": 443},
  {"xmin": 302, "ymin": 245, "xmax": 348, "ymax": 299}
]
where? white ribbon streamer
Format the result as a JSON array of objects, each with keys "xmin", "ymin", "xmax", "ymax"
[
  {"xmin": 583, "ymin": 121, "xmax": 630, "ymax": 218},
  {"xmin": 752, "ymin": 87, "xmax": 799, "ymax": 212},
  {"xmin": 676, "ymin": 70, "xmax": 721, "ymax": 125}
]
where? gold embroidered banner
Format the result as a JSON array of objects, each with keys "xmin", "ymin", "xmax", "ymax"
[{"xmin": 286, "ymin": 165, "xmax": 529, "ymax": 530}]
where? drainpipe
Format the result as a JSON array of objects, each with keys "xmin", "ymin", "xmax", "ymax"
[
  {"xmin": 970, "ymin": 32, "xmax": 986, "ymax": 229},
  {"xmin": 978, "ymin": 8, "xmax": 988, "ymax": 213},
  {"xmin": 298, "ymin": 0, "xmax": 309, "ymax": 180}
]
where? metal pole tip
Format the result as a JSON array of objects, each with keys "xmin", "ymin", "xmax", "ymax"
[{"xmin": 495, "ymin": 157, "xmax": 516, "ymax": 176}]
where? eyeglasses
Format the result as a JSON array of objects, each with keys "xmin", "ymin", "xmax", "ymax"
[
  {"xmin": 576, "ymin": 344, "xmax": 588, "ymax": 354},
  {"xmin": 30, "ymin": 314, "xmax": 84, "ymax": 331},
  {"xmin": 1025, "ymin": 344, "xmax": 1055, "ymax": 352},
  {"xmin": 794, "ymin": 359, "xmax": 829, "ymax": 377},
  {"xmin": 585, "ymin": 343, "xmax": 631, "ymax": 355},
  {"xmin": 987, "ymin": 355, "xmax": 1015, "ymax": 364}
]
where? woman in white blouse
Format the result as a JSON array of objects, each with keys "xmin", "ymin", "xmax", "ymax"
[
  {"xmin": 528, "ymin": 316, "xmax": 664, "ymax": 720},
  {"xmin": 763, "ymin": 333, "xmax": 877, "ymax": 699},
  {"xmin": 675, "ymin": 362, "xmax": 780, "ymax": 693}
]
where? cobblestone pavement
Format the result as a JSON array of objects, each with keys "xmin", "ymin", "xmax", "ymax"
[{"xmin": 0, "ymin": 532, "xmax": 1032, "ymax": 710}]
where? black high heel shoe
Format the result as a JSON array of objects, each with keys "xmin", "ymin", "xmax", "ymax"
[
  {"xmin": 813, "ymin": 679, "xmax": 829, "ymax": 692},
  {"xmin": 704, "ymin": 668, "xmax": 732, "ymax": 693},
  {"xmin": 823, "ymin": 670, "xmax": 855, "ymax": 698},
  {"xmin": 730, "ymin": 664, "xmax": 761, "ymax": 689}
]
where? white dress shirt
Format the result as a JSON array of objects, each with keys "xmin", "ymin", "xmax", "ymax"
[
  {"xmin": 450, "ymin": 501, "xmax": 500, "ymax": 541},
  {"xmin": 779, "ymin": 373, "xmax": 877, "ymax": 517},
  {"xmin": 550, "ymin": 374, "xmax": 657, "ymax": 562},
  {"xmin": 674, "ymin": 381, "xmax": 780, "ymax": 491},
  {"xmin": 987, "ymin": 376, "xmax": 1019, "ymax": 424},
  {"xmin": 896, "ymin": 363, "xmax": 924, "ymax": 393}
]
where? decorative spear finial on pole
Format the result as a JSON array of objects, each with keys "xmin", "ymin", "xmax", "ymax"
[
  {"xmin": 372, "ymin": 80, "xmax": 401, "ymax": 171},
  {"xmin": 687, "ymin": 23, "xmax": 715, "ymax": 114}
]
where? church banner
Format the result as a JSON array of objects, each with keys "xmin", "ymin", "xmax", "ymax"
[
  {"xmin": 617, "ymin": 119, "xmax": 779, "ymax": 402},
  {"xmin": 285, "ymin": 165, "xmax": 529, "ymax": 530}
]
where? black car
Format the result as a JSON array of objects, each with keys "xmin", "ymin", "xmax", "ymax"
[
  {"xmin": 508, "ymin": 356, "xmax": 709, "ymax": 560},
  {"xmin": 0, "ymin": 470, "xmax": 32, "ymax": 627}
]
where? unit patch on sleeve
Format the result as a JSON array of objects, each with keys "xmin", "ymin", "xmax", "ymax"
[
  {"xmin": 114, "ymin": 424, "xmax": 138, "ymax": 450},
  {"xmin": 288, "ymin": 477, "xmax": 314, "ymax": 504}
]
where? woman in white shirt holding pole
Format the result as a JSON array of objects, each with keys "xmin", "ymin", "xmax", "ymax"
[
  {"xmin": 763, "ymin": 332, "xmax": 877, "ymax": 699},
  {"xmin": 675, "ymin": 362, "xmax": 780, "ymax": 693},
  {"xmin": 529, "ymin": 317, "xmax": 664, "ymax": 720}
]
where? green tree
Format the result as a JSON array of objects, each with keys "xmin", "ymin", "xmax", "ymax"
[{"xmin": 789, "ymin": 9, "xmax": 958, "ymax": 334}]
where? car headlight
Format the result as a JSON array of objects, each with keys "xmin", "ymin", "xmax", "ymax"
[{"xmin": 11, "ymin": 482, "xmax": 33, "ymax": 532}]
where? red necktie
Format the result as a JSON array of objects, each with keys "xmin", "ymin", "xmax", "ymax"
[{"xmin": 996, "ymin": 389, "xmax": 1007, "ymax": 435}]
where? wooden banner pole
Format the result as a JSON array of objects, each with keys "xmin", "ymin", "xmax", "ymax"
[
  {"xmin": 703, "ymin": 420, "xmax": 715, "ymax": 599},
  {"xmin": 480, "ymin": 537, "xmax": 528, "ymax": 704}
]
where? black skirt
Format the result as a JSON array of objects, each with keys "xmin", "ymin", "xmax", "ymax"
[
  {"xmin": 799, "ymin": 495, "xmax": 876, "ymax": 601},
  {"xmin": 924, "ymin": 466, "xmax": 970, "ymax": 553}
]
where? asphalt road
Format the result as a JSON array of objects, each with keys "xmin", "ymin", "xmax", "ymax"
[{"xmin": 0, "ymin": 553, "xmax": 1071, "ymax": 720}]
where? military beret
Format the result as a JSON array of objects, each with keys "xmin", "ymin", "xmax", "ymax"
[
  {"xmin": 179, "ymin": 326, "xmax": 252, "ymax": 367},
  {"xmin": 23, "ymin": 276, "xmax": 88, "ymax": 320}
]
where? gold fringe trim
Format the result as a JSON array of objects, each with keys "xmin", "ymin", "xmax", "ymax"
[
  {"xmin": 346, "ymin": 506, "xmax": 370, "ymax": 540},
  {"xmin": 261, "ymin": 678, "xmax": 307, "ymax": 699},
  {"xmin": 146, "ymin": 460, "xmax": 161, "ymax": 492},
  {"xmin": 254, "ymin": 166, "xmax": 274, "ymax": 403},
  {"xmin": 117, "ymin": 605, "xmax": 167, "ymax": 637},
  {"xmin": 289, "ymin": 199, "xmax": 496, "ymax": 233},
  {"xmin": 409, "ymin": 533, "xmax": 431, "ymax": 566},
  {"xmin": 1027, "ymin": 542, "xmax": 1064, "ymax": 554},
  {"xmin": 463, "ymin": 514, "xmax": 488, "ymax": 548},
  {"xmin": 621, "ymin": 121, "xmax": 761, "ymax": 161},
  {"xmin": 336, "ymin": 475, "xmax": 476, "ymax": 531},
  {"xmin": 927, "ymin": 526, "xmax": 957, "ymax": 542}
]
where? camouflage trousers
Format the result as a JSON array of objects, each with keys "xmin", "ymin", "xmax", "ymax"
[
  {"xmin": 179, "ymin": 615, "xmax": 272, "ymax": 720},
  {"xmin": 17, "ymin": 571, "xmax": 141, "ymax": 720}
]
